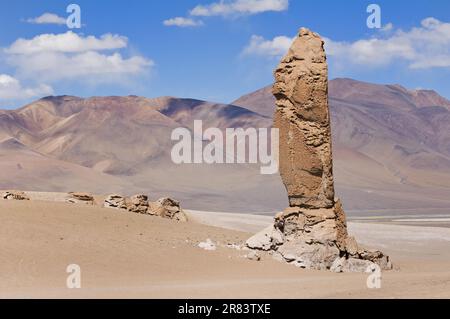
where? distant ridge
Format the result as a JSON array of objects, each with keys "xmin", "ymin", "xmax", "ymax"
[{"xmin": 1, "ymin": 78, "xmax": 450, "ymax": 213}]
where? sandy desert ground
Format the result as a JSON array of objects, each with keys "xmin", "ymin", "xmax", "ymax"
[{"xmin": 1, "ymin": 196, "xmax": 449, "ymax": 299}]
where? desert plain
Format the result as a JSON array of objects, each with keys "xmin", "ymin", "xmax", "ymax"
[{"xmin": 0, "ymin": 193, "xmax": 449, "ymax": 299}]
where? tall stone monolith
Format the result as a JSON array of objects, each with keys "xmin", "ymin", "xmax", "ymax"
[{"xmin": 246, "ymin": 28, "xmax": 392, "ymax": 272}]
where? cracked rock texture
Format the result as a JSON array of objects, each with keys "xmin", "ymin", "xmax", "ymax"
[
  {"xmin": 246, "ymin": 28, "xmax": 392, "ymax": 272},
  {"xmin": 273, "ymin": 27, "xmax": 334, "ymax": 209}
]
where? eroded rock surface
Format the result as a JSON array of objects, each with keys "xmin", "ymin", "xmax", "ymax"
[
  {"xmin": 2, "ymin": 190, "xmax": 30, "ymax": 201},
  {"xmin": 273, "ymin": 28, "xmax": 334, "ymax": 209},
  {"xmin": 103, "ymin": 194, "xmax": 187, "ymax": 222},
  {"xmin": 127, "ymin": 194, "xmax": 150, "ymax": 214},
  {"xmin": 246, "ymin": 28, "xmax": 392, "ymax": 272},
  {"xmin": 104, "ymin": 194, "xmax": 127, "ymax": 209},
  {"xmin": 149, "ymin": 197, "xmax": 188, "ymax": 222},
  {"xmin": 66, "ymin": 192, "xmax": 95, "ymax": 205}
]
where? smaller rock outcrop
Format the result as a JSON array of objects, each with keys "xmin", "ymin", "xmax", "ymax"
[
  {"xmin": 2, "ymin": 191, "xmax": 30, "ymax": 201},
  {"xmin": 103, "ymin": 194, "xmax": 188, "ymax": 222},
  {"xmin": 330, "ymin": 257, "xmax": 379, "ymax": 273},
  {"xmin": 103, "ymin": 194, "xmax": 127, "ymax": 209},
  {"xmin": 66, "ymin": 192, "xmax": 95, "ymax": 205},
  {"xmin": 246, "ymin": 225, "xmax": 284, "ymax": 251},
  {"xmin": 104, "ymin": 194, "xmax": 149, "ymax": 213},
  {"xmin": 149, "ymin": 197, "xmax": 188, "ymax": 222},
  {"xmin": 126, "ymin": 194, "xmax": 149, "ymax": 214}
]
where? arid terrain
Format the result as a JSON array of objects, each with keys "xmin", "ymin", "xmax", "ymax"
[
  {"xmin": 1, "ymin": 78, "xmax": 450, "ymax": 215},
  {"xmin": 1, "ymin": 78, "xmax": 449, "ymax": 298},
  {"xmin": 0, "ymin": 197, "xmax": 449, "ymax": 298},
  {"xmin": 1, "ymin": 0, "xmax": 449, "ymax": 302}
]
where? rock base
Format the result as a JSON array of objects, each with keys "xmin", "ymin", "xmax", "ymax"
[{"xmin": 246, "ymin": 201, "xmax": 392, "ymax": 272}]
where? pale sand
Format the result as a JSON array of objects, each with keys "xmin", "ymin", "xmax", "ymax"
[{"xmin": 1, "ymin": 200, "xmax": 450, "ymax": 299}]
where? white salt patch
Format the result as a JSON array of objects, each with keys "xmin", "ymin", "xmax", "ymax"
[{"xmin": 198, "ymin": 239, "xmax": 216, "ymax": 251}]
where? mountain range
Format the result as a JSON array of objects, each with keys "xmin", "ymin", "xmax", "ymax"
[{"xmin": 1, "ymin": 78, "xmax": 450, "ymax": 215}]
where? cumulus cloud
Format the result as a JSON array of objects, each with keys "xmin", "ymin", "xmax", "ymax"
[
  {"xmin": 164, "ymin": 0, "xmax": 288, "ymax": 28},
  {"xmin": 26, "ymin": 13, "xmax": 66, "ymax": 25},
  {"xmin": 243, "ymin": 35, "xmax": 293, "ymax": 57},
  {"xmin": 3, "ymin": 31, "xmax": 153, "ymax": 84},
  {"xmin": 6, "ymin": 31, "xmax": 127, "ymax": 54},
  {"xmin": 8, "ymin": 51, "xmax": 152, "ymax": 83},
  {"xmin": 190, "ymin": 0, "xmax": 289, "ymax": 17},
  {"xmin": 0, "ymin": 74, "xmax": 53, "ymax": 100},
  {"xmin": 242, "ymin": 18, "xmax": 450, "ymax": 70},
  {"xmin": 381, "ymin": 23, "xmax": 394, "ymax": 32},
  {"xmin": 163, "ymin": 17, "xmax": 204, "ymax": 27},
  {"xmin": 325, "ymin": 17, "xmax": 450, "ymax": 69}
]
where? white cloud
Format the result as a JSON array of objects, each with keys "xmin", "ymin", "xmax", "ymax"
[
  {"xmin": 3, "ymin": 31, "xmax": 153, "ymax": 84},
  {"xmin": 243, "ymin": 35, "xmax": 293, "ymax": 57},
  {"xmin": 381, "ymin": 23, "xmax": 394, "ymax": 32},
  {"xmin": 8, "ymin": 51, "xmax": 152, "ymax": 83},
  {"xmin": 0, "ymin": 74, "xmax": 53, "ymax": 100},
  {"xmin": 164, "ymin": 0, "xmax": 288, "ymax": 27},
  {"xmin": 190, "ymin": 0, "xmax": 289, "ymax": 17},
  {"xmin": 163, "ymin": 17, "xmax": 203, "ymax": 27},
  {"xmin": 6, "ymin": 31, "xmax": 127, "ymax": 54},
  {"xmin": 243, "ymin": 18, "xmax": 450, "ymax": 70},
  {"xmin": 325, "ymin": 17, "xmax": 450, "ymax": 69},
  {"xmin": 26, "ymin": 13, "xmax": 66, "ymax": 25},
  {"xmin": 324, "ymin": 36, "xmax": 416, "ymax": 67}
]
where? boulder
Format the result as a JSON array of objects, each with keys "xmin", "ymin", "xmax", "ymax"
[
  {"xmin": 103, "ymin": 193, "xmax": 188, "ymax": 222},
  {"xmin": 2, "ymin": 190, "xmax": 30, "ymax": 201},
  {"xmin": 330, "ymin": 256, "xmax": 376, "ymax": 273},
  {"xmin": 359, "ymin": 249, "xmax": 393, "ymax": 270},
  {"xmin": 149, "ymin": 197, "xmax": 188, "ymax": 222},
  {"xmin": 103, "ymin": 194, "xmax": 127, "ymax": 209},
  {"xmin": 126, "ymin": 194, "xmax": 149, "ymax": 214},
  {"xmin": 342, "ymin": 258, "xmax": 376, "ymax": 273},
  {"xmin": 246, "ymin": 225, "xmax": 284, "ymax": 251},
  {"xmin": 66, "ymin": 192, "xmax": 94, "ymax": 205},
  {"xmin": 278, "ymin": 241, "xmax": 340, "ymax": 270}
]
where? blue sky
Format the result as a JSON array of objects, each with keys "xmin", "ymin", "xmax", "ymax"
[{"xmin": 1, "ymin": 0, "xmax": 450, "ymax": 108}]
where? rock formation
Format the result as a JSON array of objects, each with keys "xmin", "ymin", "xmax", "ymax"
[
  {"xmin": 273, "ymin": 28, "xmax": 335, "ymax": 209},
  {"xmin": 66, "ymin": 192, "xmax": 95, "ymax": 205},
  {"xmin": 2, "ymin": 190, "xmax": 30, "ymax": 201},
  {"xmin": 127, "ymin": 194, "xmax": 150, "ymax": 214},
  {"xmin": 148, "ymin": 198, "xmax": 188, "ymax": 222},
  {"xmin": 246, "ymin": 28, "xmax": 391, "ymax": 272},
  {"xmin": 104, "ymin": 194, "xmax": 127, "ymax": 209},
  {"xmin": 104, "ymin": 194, "xmax": 188, "ymax": 222}
]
